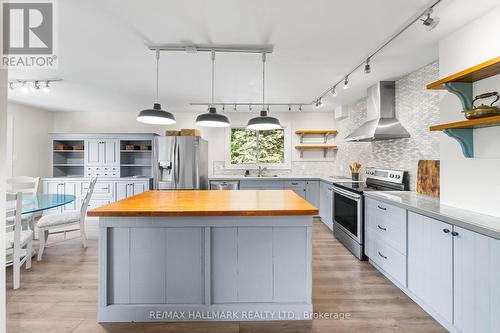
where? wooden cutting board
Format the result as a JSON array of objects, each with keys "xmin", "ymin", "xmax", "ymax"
[{"xmin": 416, "ymin": 160, "xmax": 440, "ymax": 197}]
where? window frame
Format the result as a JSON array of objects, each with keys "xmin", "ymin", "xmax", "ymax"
[{"xmin": 224, "ymin": 122, "xmax": 291, "ymax": 170}]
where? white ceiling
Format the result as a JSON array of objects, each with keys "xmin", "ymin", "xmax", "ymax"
[{"xmin": 8, "ymin": 0, "xmax": 500, "ymax": 113}]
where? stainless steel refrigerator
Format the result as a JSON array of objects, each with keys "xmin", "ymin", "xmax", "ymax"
[{"xmin": 153, "ymin": 136, "xmax": 208, "ymax": 190}]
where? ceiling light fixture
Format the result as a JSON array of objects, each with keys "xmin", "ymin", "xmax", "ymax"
[
  {"xmin": 421, "ymin": 8, "xmax": 440, "ymax": 31},
  {"xmin": 43, "ymin": 81, "xmax": 51, "ymax": 93},
  {"xmin": 364, "ymin": 58, "xmax": 371, "ymax": 74},
  {"xmin": 343, "ymin": 76, "xmax": 349, "ymax": 89},
  {"xmin": 19, "ymin": 81, "xmax": 28, "ymax": 93},
  {"xmin": 195, "ymin": 51, "xmax": 230, "ymax": 127},
  {"xmin": 137, "ymin": 50, "xmax": 176, "ymax": 125},
  {"xmin": 331, "ymin": 85, "xmax": 337, "ymax": 97},
  {"xmin": 247, "ymin": 53, "xmax": 282, "ymax": 131},
  {"xmin": 31, "ymin": 80, "xmax": 41, "ymax": 93}
]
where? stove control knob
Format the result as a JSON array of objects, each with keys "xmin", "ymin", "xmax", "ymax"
[
  {"xmin": 389, "ymin": 174, "xmax": 394, "ymax": 178},
  {"xmin": 396, "ymin": 175, "xmax": 401, "ymax": 179}
]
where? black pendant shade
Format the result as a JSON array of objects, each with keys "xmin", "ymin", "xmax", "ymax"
[
  {"xmin": 247, "ymin": 110, "xmax": 281, "ymax": 131},
  {"xmin": 195, "ymin": 107, "xmax": 230, "ymax": 127},
  {"xmin": 137, "ymin": 103, "xmax": 176, "ymax": 125}
]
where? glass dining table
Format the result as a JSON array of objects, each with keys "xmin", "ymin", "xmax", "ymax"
[{"xmin": 7, "ymin": 194, "xmax": 76, "ymax": 215}]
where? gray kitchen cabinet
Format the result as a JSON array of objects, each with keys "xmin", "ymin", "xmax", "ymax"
[
  {"xmin": 85, "ymin": 139, "xmax": 119, "ymax": 166},
  {"xmin": 408, "ymin": 211, "xmax": 453, "ymax": 324},
  {"xmin": 115, "ymin": 181, "xmax": 149, "ymax": 201},
  {"xmin": 305, "ymin": 180, "xmax": 320, "ymax": 208},
  {"xmin": 319, "ymin": 181, "xmax": 333, "ymax": 230},
  {"xmin": 453, "ymin": 226, "xmax": 500, "ymax": 333},
  {"xmin": 283, "ymin": 180, "xmax": 306, "ymax": 200}
]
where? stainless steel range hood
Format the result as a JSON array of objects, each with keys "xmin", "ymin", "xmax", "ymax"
[{"xmin": 344, "ymin": 81, "xmax": 410, "ymax": 142}]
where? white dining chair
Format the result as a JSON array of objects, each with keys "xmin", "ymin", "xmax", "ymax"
[
  {"xmin": 7, "ymin": 176, "xmax": 41, "ymax": 231},
  {"xmin": 6, "ymin": 192, "xmax": 33, "ymax": 289},
  {"xmin": 36, "ymin": 177, "xmax": 97, "ymax": 261}
]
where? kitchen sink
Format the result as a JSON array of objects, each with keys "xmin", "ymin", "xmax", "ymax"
[{"xmin": 244, "ymin": 174, "xmax": 279, "ymax": 177}]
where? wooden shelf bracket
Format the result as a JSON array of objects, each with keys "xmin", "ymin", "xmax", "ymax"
[
  {"xmin": 444, "ymin": 82, "xmax": 473, "ymax": 111},
  {"xmin": 443, "ymin": 128, "xmax": 474, "ymax": 158}
]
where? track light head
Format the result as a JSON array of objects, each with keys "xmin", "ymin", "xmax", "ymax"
[
  {"xmin": 43, "ymin": 81, "xmax": 51, "ymax": 93},
  {"xmin": 9, "ymin": 82, "xmax": 15, "ymax": 90},
  {"xmin": 299, "ymin": 105, "xmax": 302, "ymax": 111},
  {"xmin": 331, "ymin": 86, "xmax": 337, "ymax": 97},
  {"xmin": 343, "ymin": 76, "xmax": 349, "ymax": 89},
  {"xmin": 421, "ymin": 8, "xmax": 439, "ymax": 31},
  {"xmin": 19, "ymin": 81, "xmax": 28, "ymax": 93},
  {"xmin": 364, "ymin": 58, "xmax": 371, "ymax": 74},
  {"xmin": 234, "ymin": 104, "xmax": 237, "ymax": 111}
]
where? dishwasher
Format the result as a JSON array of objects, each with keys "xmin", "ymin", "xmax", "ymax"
[{"xmin": 210, "ymin": 180, "xmax": 240, "ymax": 190}]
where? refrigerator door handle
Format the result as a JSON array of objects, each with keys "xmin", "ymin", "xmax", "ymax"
[{"xmin": 175, "ymin": 141, "xmax": 180, "ymax": 187}]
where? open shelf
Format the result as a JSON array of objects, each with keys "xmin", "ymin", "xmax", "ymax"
[
  {"xmin": 295, "ymin": 145, "xmax": 337, "ymax": 158},
  {"xmin": 427, "ymin": 57, "xmax": 500, "ymax": 158},
  {"xmin": 427, "ymin": 56, "xmax": 500, "ymax": 90},
  {"xmin": 120, "ymin": 150, "xmax": 152, "ymax": 153},
  {"xmin": 430, "ymin": 115, "xmax": 500, "ymax": 131},
  {"xmin": 295, "ymin": 130, "xmax": 337, "ymax": 143}
]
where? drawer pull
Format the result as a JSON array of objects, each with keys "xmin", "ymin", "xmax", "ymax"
[
  {"xmin": 443, "ymin": 228, "xmax": 450, "ymax": 233},
  {"xmin": 378, "ymin": 251, "xmax": 387, "ymax": 259},
  {"xmin": 291, "ymin": 182, "xmax": 299, "ymax": 185},
  {"xmin": 451, "ymin": 231, "xmax": 459, "ymax": 237},
  {"xmin": 377, "ymin": 225, "xmax": 387, "ymax": 231},
  {"xmin": 377, "ymin": 205, "xmax": 387, "ymax": 211}
]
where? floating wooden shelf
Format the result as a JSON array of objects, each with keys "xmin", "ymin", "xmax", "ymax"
[
  {"xmin": 295, "ymin": 145, "xmax": 337, "ymax": 158},
  {"xmin": 430, "ymin": 115, "xmax": 500, "ymax": 131},
  {"xmin": 427, "ymin": 56, "xmax": 500, "ymax": 90},
  {"xmin": 295, "ymin": 130, "xmax": 337, "ymax": 143}
]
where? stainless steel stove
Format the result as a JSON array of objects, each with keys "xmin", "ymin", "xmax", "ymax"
[{"xmin": 331, "ymin": 167, "xmax": 409, "ymax": 259}]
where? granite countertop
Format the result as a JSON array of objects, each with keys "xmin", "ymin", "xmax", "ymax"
[{"xmin": 365, "ymin": 191, "xmax": 500, "ymax": 240}]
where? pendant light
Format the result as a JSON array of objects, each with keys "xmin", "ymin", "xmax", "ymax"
[
  {"xmin": 137, "ymin": 50, "xmax": 176, "ymax": 125},
  {"xmin": 195, "ymin": 51, "xmax": 230, "ymax": 127},
  {"xmin": 247, "ymin": 53, "xmax": 281, "ymax": 131}
]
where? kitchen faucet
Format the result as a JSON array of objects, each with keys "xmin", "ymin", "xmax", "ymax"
[{"xmin": 258, "ymin": 166, "xmax": 267, "ymax": 177}]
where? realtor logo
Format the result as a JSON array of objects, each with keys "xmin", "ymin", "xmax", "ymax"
[{"xmin": 1, "ymin": 0, "xmax": 58, "ymax": 68}]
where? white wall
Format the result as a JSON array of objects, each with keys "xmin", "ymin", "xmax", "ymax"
[
  {"xmin": 438, "ymin": 5, "xmax": 500, "ymax": 217},
  {"xmin": 7, "ymin": 103, "xmax": 53, "ymax": 178},
  {"xmin": 52, "ymin": 110, "xmax": 336, "ymax": 176}
]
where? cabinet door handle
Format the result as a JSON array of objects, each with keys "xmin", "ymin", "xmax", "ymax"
[
  {"xmin": 443, "ymin": 228, "xmax": 450, "ymax": 233},
  {"xmin": 327, "ymin": 187, "xmax": 333, "ymax": 191},
  {"xmin": 291, "ymin": 182, "xmax": 299, "ymax": 185},
  {"xmin": 451, "ymin": 231, "xmax": 459, "ymax": 237},
  {"xmin": 378, "ymin": 251, "xmax": 387, "ymax": 259},
  {"xmin": 377, "ymin": 225, "xmax": 387, "ymax": 231},
  {"xmin": 377, "ymin": 205, "xmax": 387, "ymax": 211}
]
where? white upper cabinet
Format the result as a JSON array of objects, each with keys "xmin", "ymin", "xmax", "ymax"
[
  {"xmin": 85, "ymin": 139, "xmax": 119, "ymax": 166},
  {"xmin": 453, "ymin": 226, "xmax": 500, "ymax": 333},
  {"xmin": 408, "ymin": 211, "xmax": 453, "ymax": 324}
]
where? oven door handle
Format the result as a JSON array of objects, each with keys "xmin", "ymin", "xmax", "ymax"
[{"xmin": 333, "ymin": 186, "xmax": 362, "ymax": 200}]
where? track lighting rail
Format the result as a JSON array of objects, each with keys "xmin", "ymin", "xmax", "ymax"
[
  {"xmin": 148, "ymin": 44, "xmax": 273, "ymax": 54},
  {"xmin": 311, "ymin": 0, "xmax": 441, "ymax": 104}
]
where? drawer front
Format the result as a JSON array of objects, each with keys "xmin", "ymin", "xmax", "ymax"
[
  {"xmin": 365, "ymin": 198, "xmax": 407, "ymax": 254},
  {"xmin": 86, "ymin": 166, "xmax": 119, "ymax": 177},
  {"xmin": 283, "ymin": 180, "xmax": 306, "ymax": 188},
  {"xmin": 366, "ymin": 228, "xmax": 407, "ymax": 286},
  {"xmin": 82, "ymin": 181, "xmax": 114, "ymax": 198},
  {"xmin": 239, "ymin": 180, "xmax": 283, "ymax": 189}
]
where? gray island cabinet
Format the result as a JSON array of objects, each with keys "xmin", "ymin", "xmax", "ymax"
[{"xmin": 88, "ymin": 189, "xmax": 318, "ymax": 322}]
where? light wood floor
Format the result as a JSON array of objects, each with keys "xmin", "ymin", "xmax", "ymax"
[{"xmin": 6, "ymin": 219, "xmax": 446, "ymax": 333}]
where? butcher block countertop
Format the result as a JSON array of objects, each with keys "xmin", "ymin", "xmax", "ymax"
[{"xmin": 87, "ymin": 190, "xmax": 319, "ymax": 217}]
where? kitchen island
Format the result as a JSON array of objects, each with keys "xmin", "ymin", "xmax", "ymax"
[{"xmin": 88, "ymin": 190, "xmax": 318, "ymax": 323}]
